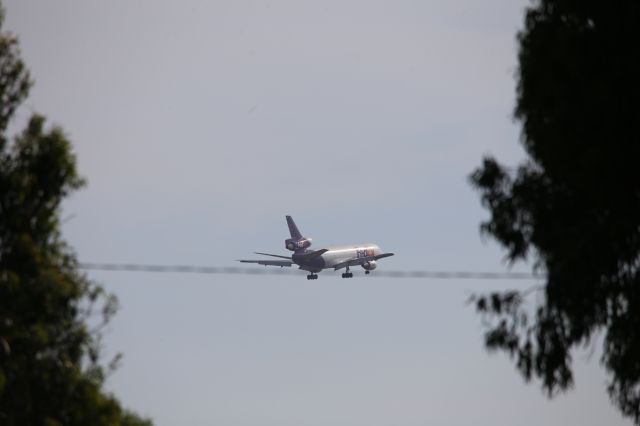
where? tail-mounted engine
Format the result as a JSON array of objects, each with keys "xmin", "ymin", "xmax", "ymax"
[
  {"xmin": 362, "ymin": 260, "xmax": 377, "ymax": 271},
  {"xmin": 285, "ymin": 238, "xmax": 312, "ymax": 252}
]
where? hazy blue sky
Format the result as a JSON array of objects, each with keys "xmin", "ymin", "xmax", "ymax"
[{"xmin": 4, "ymin": 1, "xmax": 628, "ymax": 425}]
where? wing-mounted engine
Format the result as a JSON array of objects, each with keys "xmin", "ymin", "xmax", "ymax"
[
  {"xmin": 362, "ymin": 260, "xmax": 377, "ymax": 271},
  {"xmin": 285, "ymin": 237, "xmax": 312, "ymax": 252}
]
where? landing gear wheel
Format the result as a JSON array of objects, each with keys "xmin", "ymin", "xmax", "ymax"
[
  {"xmin": 365, "ymin": 270, "xmax": 370, "ymax": 275},
  {"xmin": 307, "ymin": 273, "xmax": 318, "ymax": 280}
]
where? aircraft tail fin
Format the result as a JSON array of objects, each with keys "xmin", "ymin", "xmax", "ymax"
[
  {"xmin": 284, "ymin": 215, "xmax": 312, "ymax": 251},
  {"xmin": 286, "ymin": 215, "xmax": 302, "ymax": 239},
  {"xmin": 284, "ymin": 216, "xmax": 311, "ymax": 253}
]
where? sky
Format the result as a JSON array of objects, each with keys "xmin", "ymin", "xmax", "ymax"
[{"xmin": 3, "ymin": 1, "xmax": 629, "ymax": 425}]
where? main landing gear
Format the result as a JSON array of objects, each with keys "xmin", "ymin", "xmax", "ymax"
[
  {"xmin": 306, "ymin": 273, "xmax": 318, "ymax": 280},
  {"xmin": 341, "ymin": 266, "xmax": 353, "ymax": 279}
]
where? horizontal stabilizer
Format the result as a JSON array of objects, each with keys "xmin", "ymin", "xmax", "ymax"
[
  {"xmin": 298, "ymin": 249, "xmax": 328, "ymax": 261},
  {"xmin": 238, "ymin": 260, "xmax": 293, "ymax": 267}
]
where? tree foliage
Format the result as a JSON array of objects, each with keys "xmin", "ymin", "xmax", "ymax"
[
  {"xmin": 470, "ymin": 0, "xmax": 640, "ymax": 422},
  {"xmin": 0, "ymin": 4, "xmax": 151, "ymax": 425}
]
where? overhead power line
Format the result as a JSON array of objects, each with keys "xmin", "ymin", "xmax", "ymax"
[{"xmin": 79, "ymin": 263, "xmax": 541, "ymax": 280}]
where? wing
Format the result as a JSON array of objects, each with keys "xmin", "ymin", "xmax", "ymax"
[
  {"xmin": 333, "ymin": 253, "xmax": 395, "ymax": 270},
  {"xmin": 254, "ymin": 252, "xmax": 292, "ymax": 260},
  {"xmin": 238, "ymin": 260, "xmax": 293, "ymax": 267}
]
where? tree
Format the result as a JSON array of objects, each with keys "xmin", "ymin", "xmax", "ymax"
[
  {"xmin": 470, "ymin": 0, "xmax": 640, "ymax": 422},
  {"xmin": 0, "ymin": 4, "xmax": 151, "ymax": 425}
]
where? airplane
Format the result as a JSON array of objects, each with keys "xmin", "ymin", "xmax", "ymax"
[{"xmin": 238, "ymin": 216, "xmax": 394, "ymax": 280}]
